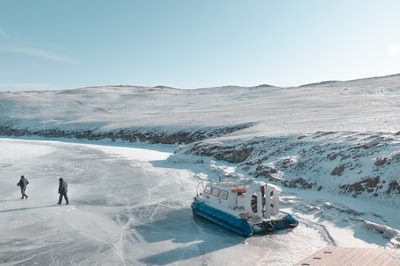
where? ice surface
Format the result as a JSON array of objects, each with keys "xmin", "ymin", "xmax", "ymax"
[
  {"xmin": 1, "ymin": 75, "xmax": 400, "ymax": 264},
  {"xmin": 1, "ymin": 138, "xmax": 399, "ymax": 265}
]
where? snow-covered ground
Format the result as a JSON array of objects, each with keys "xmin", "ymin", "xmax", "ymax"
[
  {"xmin": 2, "ymin": 74, "xmax": 400, "ymax": 136},
  {"xmin": 0, "ymin": 138, "xmax": 399, "ymax": 265},
  {"xmin": 1, "ymin": 74, "xmax": 400, "ymax": 265}
]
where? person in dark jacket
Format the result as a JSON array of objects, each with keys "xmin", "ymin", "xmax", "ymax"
[
  {"xmin": 17, "ymin": 175, "xmax": 29, "ymax": 199},
  {"xmin": 57, "ymin": 178, "xmax": 69, "ymax": 205}
]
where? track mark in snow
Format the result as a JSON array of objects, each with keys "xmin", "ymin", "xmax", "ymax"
[
  {"xmin": 376, "ymin": 87, "xmax": 385, "ymax": 95},
  {"xmin": 296, "ymin": 215, "xmax": 336, "ymax": 246}
]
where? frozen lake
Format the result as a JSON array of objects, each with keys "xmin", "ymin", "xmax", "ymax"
[{"xmin": 0, "ymin": 138, "xmax": 398, "ymax": 265}]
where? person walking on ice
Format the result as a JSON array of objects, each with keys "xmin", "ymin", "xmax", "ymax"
[
  {"xmin": 57, "ymin": 178, "xmax": 69, "ymax": 205},
  {"xmin": 17, "ymin": 175, "xmax": 29, "ymax": 199}
]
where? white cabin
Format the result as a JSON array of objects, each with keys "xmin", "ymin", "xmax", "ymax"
[{"xmin": 197, "ymin": 178, "xmax": 281, "ymax": 220}]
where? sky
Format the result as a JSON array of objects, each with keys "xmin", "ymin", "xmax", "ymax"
[{"xmin": 1, "ymin": 0, "xmax": 400, "ymax": 91}]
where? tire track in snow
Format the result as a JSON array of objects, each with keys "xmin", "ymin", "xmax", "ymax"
[
  {"xmin": 294, "ymin": 214, "xmax": 336, "ymax": 246},
  {"xmin": 376, "ymin": 87, "xmax": 386, "ymax": 95}
]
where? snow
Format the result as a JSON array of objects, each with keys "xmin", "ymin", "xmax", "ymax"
[
  {"xmin": 1, "ymin": 138, "xmax": 399, "ymax": 265},
  {"xmin": 1, "ymin": 75, "xmax": 400, "ymax": 265},
  {"xmin": 2, "ymin": 74, "xmax": 400, "ymax": 135}
]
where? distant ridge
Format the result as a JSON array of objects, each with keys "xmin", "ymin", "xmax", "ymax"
[
  {"xmin": 300, "ymin": 73, "xmax": 400, "ymax": 87},
  {"xmin": 63, "ymin": 73, "xmax": 400, "ymax": 91},
  {"xmin": 251, "ymin": 84, "xmax": 275, "ymax": 88},
  {"xmin": 152, "ymin": 85, "xmax": 178, "ymax": 90},
  {"xmin": 299, "ymin": 80, "xmax": 339, "ymax": 87}
]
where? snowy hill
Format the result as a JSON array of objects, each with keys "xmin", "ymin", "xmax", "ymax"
[
  {"xmin": 1, "ymin": 74, "xmax": 400, "ymax": 199},
  {"xmin": 171, "ymin": 131, "xmax": 400, "ymax": 199},
  {"xmin": 1, "ymin": 73, "xmax": 400, "ymax": 138},
  {"xmin": 1, "ymin": 74, "xmax": 400, "ymax": 265}
]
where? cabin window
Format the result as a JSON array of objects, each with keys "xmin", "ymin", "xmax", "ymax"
[
  {"xmin": 219, "ymin": 190, "xmax": 228, "ymax": 200},
  {"xmin": 204, "ymin": 185, "xmax": 212, "ymax": 194},
  {"xmin": 211, "ymin": 187, "xmax": 220, "ymax": 197}
]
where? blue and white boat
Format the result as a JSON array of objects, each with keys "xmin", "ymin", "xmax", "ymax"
[{"xmin": 191, "ymin": 178, "xmax": 298, "ymax": 237}]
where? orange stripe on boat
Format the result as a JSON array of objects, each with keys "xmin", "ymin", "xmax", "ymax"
[{"xmin": 231, "ymin": 187, "xmax": 246, "ymax": 193}]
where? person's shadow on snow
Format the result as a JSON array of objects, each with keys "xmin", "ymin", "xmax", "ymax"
[{"xmin": 0, "ymin": 204, "xmax": 56, "ymax": 213}]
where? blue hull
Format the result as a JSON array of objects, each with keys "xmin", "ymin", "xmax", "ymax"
[
  {"xmin": 192, "ymin": 198, "xmax": 253, "ymax": 237},
  {"xmin": 191, "ymin": 198, "xmax": 298, "ymax": 237}
]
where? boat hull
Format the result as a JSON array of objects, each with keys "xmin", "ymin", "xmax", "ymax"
[
  {"xmin": 191, "ymin": 198, "xmax": 298, "ymax": 237},
  {"xmin": 192, "ymin": 198, "xmax": 253, "ymax": 237}
]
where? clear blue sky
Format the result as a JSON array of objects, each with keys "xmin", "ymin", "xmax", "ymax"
[{"xmin": 1, "ymin": 0, "xmax": 400, "ymax": 91}]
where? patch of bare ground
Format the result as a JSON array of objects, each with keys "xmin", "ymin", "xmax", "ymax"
[{"xmin": 339, "ymin": 177, "xmax": 381, "ymax": 196}]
